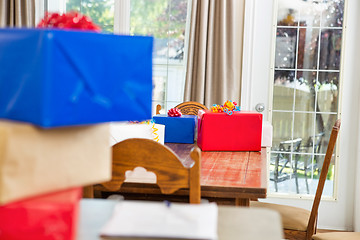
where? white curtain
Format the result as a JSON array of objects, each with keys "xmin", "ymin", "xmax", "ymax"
[
  {"xmin": 184, "ymin": 0, "xmax": 245, "ymax": 107},
  {"xmin": 0, "ymin": 0, "xmax": 35, "ymax": 27}
]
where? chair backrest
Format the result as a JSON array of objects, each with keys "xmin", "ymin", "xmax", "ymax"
[
  {"xmin": 306, "ymin": 119, "xmax": 341, "ymax": 239},
  {"xmin": 155, "ymin": 101, "xmax": 208, "ymax": 115},
  {"xmin": 101, "ymin": 138, "xmax": 201, "ymax": 204},
  {"xmin": 175, "ymin": 101, "xmax": 208, "ymax": 115},
  {"xmin": 279, "ymin": 138, "xmax": 302, "ymax": 152}
]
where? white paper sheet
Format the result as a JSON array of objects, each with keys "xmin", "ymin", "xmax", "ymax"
[{"xmin": 100, "ymin": 201, "xmax": 218, "ymax": 240}]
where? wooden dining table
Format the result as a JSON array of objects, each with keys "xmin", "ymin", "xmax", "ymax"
[
  {"xmin": 94, "ymin": 144, "xmax": 268, "ymax": 207},
  {"xmin": 167, "ymin": 144, "xmax": 268, "ymax": 206}
]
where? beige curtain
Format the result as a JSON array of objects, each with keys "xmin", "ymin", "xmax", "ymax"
[
  {"xmin": 0, "ymin": 0, "xmax": 35, "ymax": 27},
  {"xmin": 184, "ymin": 0, "xmax": 245, "ymax": 107}
]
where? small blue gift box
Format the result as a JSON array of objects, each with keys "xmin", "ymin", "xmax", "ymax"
[
  {"xmin": 0, "ymin": 29, "xmax": 153, "ymax": 128},
  {"xmin": 153, "ymin": 114, "xmax": 196, "ymax": 144}
]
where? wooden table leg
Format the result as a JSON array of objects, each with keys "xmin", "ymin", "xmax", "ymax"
[
  {"xmin": 235, "ymin": 198, "xmax": 250, "ymax": 207},
  {"xmin": 83, "ymin": 186, "xmax": 94, "ymax": 198}
]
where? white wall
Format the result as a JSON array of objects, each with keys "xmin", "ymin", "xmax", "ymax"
[
  {"xmin": 347, "ymin": 0, "xmax": 360, "ymax": 232},
  {"xmin": 243, "ymin": 0, "xmax": 360, "ymax": 230}
]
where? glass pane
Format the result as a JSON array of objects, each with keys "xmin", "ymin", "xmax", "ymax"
[
  {"xmin": 130, "ymin": 0, "xmax": 169, "ymax": 34},
  {"xmin": 317, "ymin": 72, "xmax": 339, "ymax": 113},
  {"xmin": 67, "ymin": 0, "xmax": 114, "ymax": 29},
  {"xmin": 152, "ymin": 66, "xmax": 167, "ymax": 102},
  {"xmin": 66, "ymin": 0, "xmax": 81, "ymax": 12},
  {"xmin": 130, "ymin": 0, "xmax": 189, "ymax": 110},
  {"xmin": 321, "ymin": 0, "xmax": 345, "ymax": 27},
  {"xmin": 319, "ymin": 29, "xmax": 342, "ymax": 70},
  {"xmin": 166, "ymin": 101, "xmax": 181, "ymax": 110},
  {"xmin": 269, "ymin": 152, "xmax": 295, "ymax": 194},
  {"xmin": 277, "ymin": 4, "xmax": 299, "ymax": 26},
  {"xmin": 294, "ymin": 112, "xmax": 315, "ymax": 154},
  {"xmin": 130, "ymin": 1, "xmax": 170, "ymax": 59},
  {"xmin": 275, "ymin": 28, "xmax": 297, "ymax": 69},
  {"xmin": 315, "ymin": 113, "xmax": 337, "ymax": 154},
  {"xmin": 320, "ymin": 156, "xmax": 335, "ymax": 197},
  {"xmin": 167, "ymin": 0, "xmax": 188, "ymax": 61},
  {"xmin": 153, "ymin": 38, "xmax": 169, "ymax": 60},
  {"xmin": 295, "ymin": 71, "xmax": 316, "ymax": 112},
  {"xmin": 293, "ymin": 153, "xmax": 312, "ymax": 194},
  {"xmin": 301, "ymin": 154, "xmax": 335, "ymax": 196},
  {"xmin": 273, "ymin": 71, "xmax": 295, "ymax": 111},
  {"xmin": 101, "ymin": 25, "xmax": 114, "ymax": 33},
  {"xmin": 272, "ymin": 112, "xmax": 293, "ymax": 151},
  {"xmin": 297, "ymin": 28, "xmax": 319, "ymax": 70},
  {"xmin": 299, "ymin": 2, "xmax": 321, "ymax": 27}
]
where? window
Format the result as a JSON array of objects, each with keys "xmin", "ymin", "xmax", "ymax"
[
  {"xmin": 50, "ymin": 0, "xmax": 191, "ymax": 115},
  {"xmin": 128, "ymin": 0, "xmax": 190, "ymax": 114},
  {"xmin": 270, "ymin": 0, "xmax": 344, "ymax": 197}
]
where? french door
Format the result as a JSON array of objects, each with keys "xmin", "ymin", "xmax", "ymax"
[{"xmin": 242, "ymin": 0, "xmax": 356, "ymax": 230}]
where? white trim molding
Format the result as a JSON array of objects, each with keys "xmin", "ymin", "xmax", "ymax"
[
  {"xmin": 114, "ymin": 0, "xmax": 130, "ymax": 34},
  {"xmin": 240, "ymin": 0, "xmax": 255, "ymax": 112}
]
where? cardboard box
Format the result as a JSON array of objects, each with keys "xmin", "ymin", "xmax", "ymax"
[
  {"xmin": 197, "ymin": 110, "xmax": 262, "ymax": 151},
  {"xmin": 0, "ymin": 29, "xmax": 153, "ymax": 128},
  {"xmin": 110, "ymin": 122, "xmax": 165, "ymax": 146},
  {"xmin": 0, "ymin": 187, "xmax": 81, "ymax": 240},
  {"xmin": 153, "ymin": 115, "xmax": 196, "ymax": 144},
  {"xmin": 0, "ymin": 120, "xmax": 111, "ymax": 204}
]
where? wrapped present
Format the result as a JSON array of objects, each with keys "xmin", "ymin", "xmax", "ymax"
[
  {"xmin": 110, "ymin": 122, "xmax": 165, "ymax": 146},
  {"xmin": 0, "ymin": 120, "xmax": 111, "ymax": 204},
  {"xmin": 197, "ymin": 110, "xmax": 262, "ymax": 151},
  {"xmin": 153, "ymin": 113, "xmax": 196, "ymax": 144},
  {"xmin": 0, "ymin": 187, "xmax": 81, "ymax": 240},
  {"xmin": 0, "ymin": 28, "xmax": 153, "ymax": 128},
  {"xmin": 261, "ymin": 121, "xmax": 273, "ymax": 147}
]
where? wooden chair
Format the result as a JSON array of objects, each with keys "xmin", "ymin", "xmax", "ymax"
[
  {"xmin": 251, "ymin": 119, "xmax": 341, "ymax": 240},
  {"xmin": 155, "ymin": 101, "xmax": 208, "ymax": 115},
  {"xmin": 87, "ymin": 138, "xmax": 201, "ymax": 204},
  {"xmin": 312, "ymin": 232, "xmax": 360, "ymax": 240}
]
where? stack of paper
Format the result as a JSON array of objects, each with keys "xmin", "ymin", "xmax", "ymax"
[{"xmin": 100, "ymin": 201, "xmax": 218, "ymax": 239}]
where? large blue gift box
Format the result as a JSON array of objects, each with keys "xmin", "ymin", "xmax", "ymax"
[
  {"xmin": 0, "ymin": 29, "xmax": 153, "ymax": 128},
  {"xmin": 153, "ymin": 114, "xmax": 196, "ymax": 143}
]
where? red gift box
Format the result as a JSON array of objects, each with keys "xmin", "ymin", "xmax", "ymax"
[
  {"xmin": 0, "ymin": 187, "xmax": 81, "ymax": 240},
  {"xmin": 197, "ymin": 110, "xmax": 262, "ymax": 151}
]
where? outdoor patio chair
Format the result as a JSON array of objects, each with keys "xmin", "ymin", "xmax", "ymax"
[
  {"xmin": 270, "ymin": 138, "xmax": 302, "ymax": 192},
  {"xmin": 296, "ymin": 132, "xmax": 325, "ymax": 194}
]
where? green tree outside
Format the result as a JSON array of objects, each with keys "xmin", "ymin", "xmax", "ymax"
[
  {"xmin": 66, "ymin": 0, "xmax": 114, "ymax": 33},
  {"xmin": 65, "ymin": 0, "xmax": 188, "ymax": 38}
]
